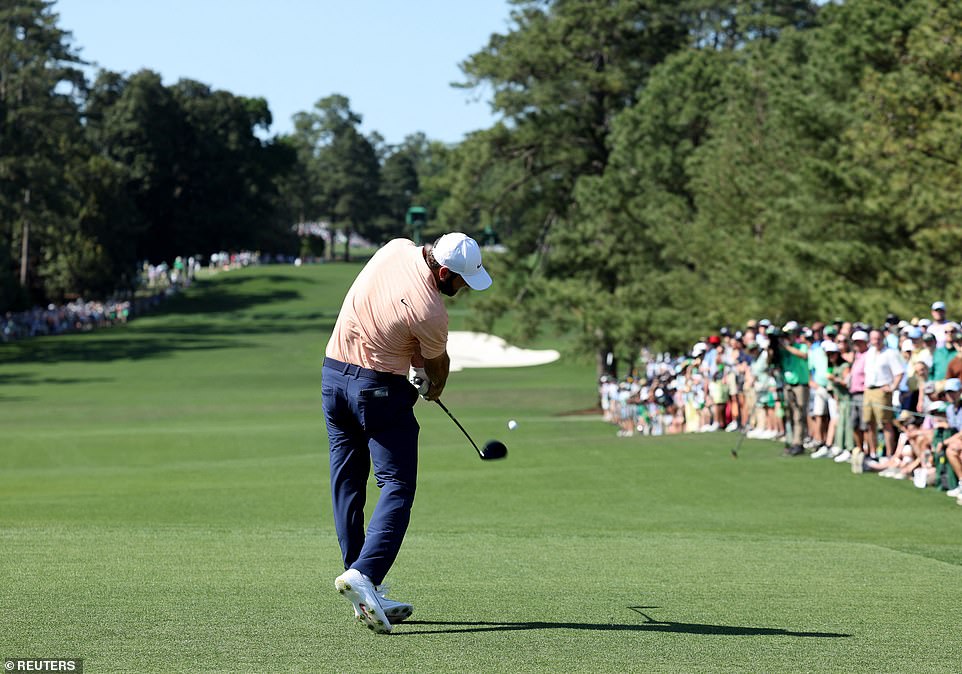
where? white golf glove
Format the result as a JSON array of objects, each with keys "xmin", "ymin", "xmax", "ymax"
[{"xmin": 409, "ymin": 367, "xmax": 430, "ymax": 397}]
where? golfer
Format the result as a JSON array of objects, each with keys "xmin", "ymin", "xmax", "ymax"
[{"xmin": 322, "ymin": 233, "xmax": 492, "ymax": 634}]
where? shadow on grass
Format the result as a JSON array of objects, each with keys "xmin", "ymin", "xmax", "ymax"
[
  {"xmin": 0, "ymin": 332, "xmax": 251, "ymax": 365},
  {"xmin": 398, "ymin": 607, "xmax": 851, "ymax": 638},
  {"xmin": 0, "ymin": 372, "xmax": 114, "ymax": 386},
  {"xmin": 152, "ymin": 276, "xmax": 303, "ymax": 318}
]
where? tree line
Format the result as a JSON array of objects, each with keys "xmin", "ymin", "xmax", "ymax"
[
  {"xmin": 442, "ymin": 0, "xmax": 962, "ymax": 370},
  {"xmin": 0, "ymin": 0, "xmax": 445, "ymax": 310},
  {"xmin": 3, "ymin": 0, "xmax": 961, "ymax": 369}
]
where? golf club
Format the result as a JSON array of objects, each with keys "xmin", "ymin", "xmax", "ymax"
[{"xmin": 434, "ymin": 398, "xmax": 507, "ymax": 460}]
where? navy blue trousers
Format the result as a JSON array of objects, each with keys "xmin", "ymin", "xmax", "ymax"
[{"xmin": 321, "ymin": 358, "xmax": 419, "ymax": 585}]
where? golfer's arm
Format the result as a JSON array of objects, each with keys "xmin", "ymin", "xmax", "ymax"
[{"xmin": 423, "ymin": 351, "xmax": 450, "ymax": 400}]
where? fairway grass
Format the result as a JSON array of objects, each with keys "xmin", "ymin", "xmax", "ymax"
[{"xmin": 2, "ymin": 265, "xmax": 961, "ymax": 673}]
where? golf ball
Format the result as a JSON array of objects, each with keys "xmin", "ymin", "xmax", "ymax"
[{"xmin": 508, "ymin": 420, "xmax": 518, "ymax": 430}]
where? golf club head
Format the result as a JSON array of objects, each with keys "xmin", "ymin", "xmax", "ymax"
[{"xmin": 480, "ymin": 440, "xmax": 507, "ymax": 460}]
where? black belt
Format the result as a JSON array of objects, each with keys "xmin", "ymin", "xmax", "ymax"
[
  {"xmin": 322, "ymin": 357, "xmax": 406, "ymax": 383},
  {"xmin": 867, "ymin": 385, "xmax": 886, "ymax": 390}
]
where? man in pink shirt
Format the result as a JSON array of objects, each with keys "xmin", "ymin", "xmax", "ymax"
[
  {"xmin": 322, "ymin": 233, "xmax": 492, "ymax": 634},
  {"xmin": 847, "ymin": 331, "xmax": 868, "ymax": 466}
]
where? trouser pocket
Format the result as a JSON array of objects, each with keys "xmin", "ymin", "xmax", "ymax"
[{"xmin": 356, "ymin": 381, "xmax": 415, "ymax": 433}]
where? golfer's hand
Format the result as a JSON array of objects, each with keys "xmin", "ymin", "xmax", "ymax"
[
  {"xmin": 424, "ymin": 379, "xmax": 446, "ymax": 401},
  {"xmin": 409, "ymin": 367, "xmax": 430, "ymax": 396},
  {"xmin": 410, "ymin": 375, "xmax": 430, "ymax": 398}
]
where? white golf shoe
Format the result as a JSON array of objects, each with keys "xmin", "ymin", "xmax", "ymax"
[
  {"xmin": 810, "ymin": 445, "xmax": 831, "ymax": 459},
  {"xmin": 352, "ymin": 583, "xmax": 413, "ymax": 625},
  {"xmin": 335, "ymin": 568, "xmax": 392, "ymax": 634}
]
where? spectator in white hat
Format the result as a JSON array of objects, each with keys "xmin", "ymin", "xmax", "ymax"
[
  {"xmin": 928, "ymin": 301, "xmax": 951, "ymax": 347},
  {"xmin": 822, "ymin": 340, "xmax": 854, "ymax": 460},
  {"xmin": 905, "ymin": 327, "xmax": 933, "ymax": 371}
]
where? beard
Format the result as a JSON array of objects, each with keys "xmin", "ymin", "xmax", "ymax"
[{"xmin": 438, "ymin": 274, "xmax": 460, "ymax": 297}]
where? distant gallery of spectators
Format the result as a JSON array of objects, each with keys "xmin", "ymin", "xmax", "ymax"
[
  {"xmin": 1, "ymin": 252, "xmax": 264, "ymax": 343},
  {"xmin": 601, "ymin": 301, "xmax": 962, "ymax": 506}
]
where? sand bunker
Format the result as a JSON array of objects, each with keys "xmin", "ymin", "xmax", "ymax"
[{"xmin": 446, "ymin": 331, "xmax": 560, "ymax": 372}]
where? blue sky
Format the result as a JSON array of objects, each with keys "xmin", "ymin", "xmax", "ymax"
[{"xmin": 54, "ymin": 0, "xmax": 513, "ymax": 145}]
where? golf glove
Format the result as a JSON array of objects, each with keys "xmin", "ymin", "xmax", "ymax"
[{"xmin": 409, "ymin": 367, "xmax": 430, "ymax": 396}]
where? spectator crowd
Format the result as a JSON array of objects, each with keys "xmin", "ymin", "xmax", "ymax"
[
  {"xmin": 3, "ymin": 253, "xmax": 220, "ymax": 343},
  {"xmin": 601, "ymin": 301, "xmax": 962, "ymax": 507}
]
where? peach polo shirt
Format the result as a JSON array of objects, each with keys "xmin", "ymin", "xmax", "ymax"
[{"xmin": 325, "ymin": 239, "xmax": 447, "ymax": 375}]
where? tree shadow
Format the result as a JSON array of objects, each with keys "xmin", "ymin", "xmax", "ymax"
[
  {"xmin": 396, "ymin": 607, "xmax": 851, "ymax": 638},
  {"xmin": 0, "ymin": 333, "xmax": 251, "ymax": 365},
  {"xmin": 153, "ymin": 282, "xmax": 302, "ymax": 317},
  {"xmin": 0, "ymin": 372, "xmax": 114, "ymax": 386}
]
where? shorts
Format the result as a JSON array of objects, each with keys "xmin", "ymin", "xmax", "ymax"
[
  {"xmin": 863, "ymin": 388, "xmax": 894, "ymax": 427},
  {"xmin": 811, "ymin": 387, "xmax": 837, "ymax": 419},
  {"xmin": 850, "ymin": 393, "xmax": 866, "ymax": 431},
  {"xmin": 710, "ymin": 383, "xmax": 730, "ymax": 404}
]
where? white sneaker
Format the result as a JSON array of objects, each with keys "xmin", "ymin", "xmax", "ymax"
[
  {"xmin": 352, "ymin": 583, "xmax": 413, "ymax": 625},
  {"xmin": 891, "ymin": 472, "xmax": 906, "ymax": 480},
  {"xmin": 810, "ymin": 446, "xmax": 831, "ymax": 459},
  {"xmin": 335, "ymin": 568, "xmax": 392, "ymax": 633},
  {"xmin": 725, "ymin": 421, "xmax": 739, "ymax": 432},
  {"xmin": 946, "ymin": 486, "xmax": 962, "ymax": 498},
  {"xmin": 828, "ymin": 446, "xmax": 843, "ymax": 458},
  {"xmin": 833, "ymin": 450, "xmax": 852, "ymax": 463}
]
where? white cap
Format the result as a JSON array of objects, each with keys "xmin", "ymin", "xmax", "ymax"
[
  {"xmin": 901, "ymin": 338, "xmax": 914, "ymax": 352},
  {"xmin": 821, "ymin": 340, "xmax": 839, "ymax": 353},
  {"xmin": 851, "ymin": 330, "xmax": 868, "ymax": 342},
  {"xmin": 433, "ymin": 233, "xmax": 492, "ymax": 291},
  {"xmin": 932, "ymin": 300, "xmax": 946, "ymax": 311}
]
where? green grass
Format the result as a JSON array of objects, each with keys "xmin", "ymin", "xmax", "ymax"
[{"xmin": 1, "ymin": 264, "xmax": 960, "ymax": 673}]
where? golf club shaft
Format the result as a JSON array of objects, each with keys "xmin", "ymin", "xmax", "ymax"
[{"xmin": 434, "ymin": 399, "xmax": 482, "ymax": 457}]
